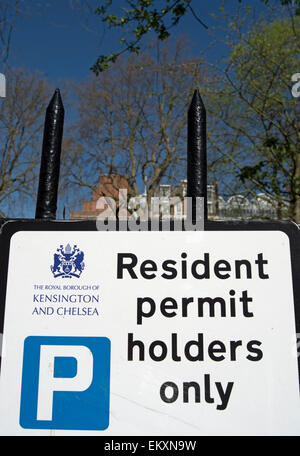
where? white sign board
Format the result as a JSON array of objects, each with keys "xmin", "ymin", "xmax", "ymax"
[{"xmin": 0, "ymin": 229, "xmax": 300, "ymax": 435}]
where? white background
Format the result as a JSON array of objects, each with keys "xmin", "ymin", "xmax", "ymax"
[{"xmin": 0, "ymin": 230, "xmax": 300, "ymax": 436}]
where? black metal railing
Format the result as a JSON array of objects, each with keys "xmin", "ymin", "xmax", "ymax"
[{"xmin": 0, "ymin": 87, "xmax": 208, "ymax": 226}]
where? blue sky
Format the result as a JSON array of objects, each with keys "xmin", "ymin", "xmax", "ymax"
[
  {"xmin": 3, "ymin": 0, "xmax": 270, "ymax": 218},
  {"xmin": 9, "ymin": 0, "xmax": 267, "ymax": 84}
]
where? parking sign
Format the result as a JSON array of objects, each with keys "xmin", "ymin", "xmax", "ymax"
[
  {"xmin": 20, "ymin": 336, "xmax": 110, "ymax": 430},
  {"xmin": 0, "ymin": 220, "xmax": 300, "ymax": 435}
]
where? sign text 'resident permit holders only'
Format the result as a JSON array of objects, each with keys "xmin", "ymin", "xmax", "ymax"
[{"xmin": 0, "ymin": 219, "xmax": 300, "ymax": 436}]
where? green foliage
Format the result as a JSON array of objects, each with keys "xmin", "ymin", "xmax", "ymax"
[
  {"xmin": 239, "ymin": 160, "xmax": 267, "ymax": 185},
  {"xmin": 240, "ymin": 0, "xmax": 300, "ymax": 15},
  {"xmin": 91, "ymin": 0, "xmax": 300, "ymax": 74},
  {"xmin": 223, "ymin": 14, "xmax": 300, "ymax": 218},
  {"xmin": 230, "ymin": 16, "xmax": 300, "ymax": 108},
  {"xmin": 91, "ymin": 0, "xmax": 207, "ymax": 74}
]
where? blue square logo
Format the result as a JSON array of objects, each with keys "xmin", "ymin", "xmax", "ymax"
[{"xmin": 19, "ymin": 336, "xmax": 111, "ymax": 430}]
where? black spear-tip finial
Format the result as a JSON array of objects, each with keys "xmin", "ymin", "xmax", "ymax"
[
  {"xmin": 187, "ymin": 88, "xmax": 207, "ymax": 222},
  {"xmin": 35, "ymin": 88, "xmax": 65, "ymax": 220}
]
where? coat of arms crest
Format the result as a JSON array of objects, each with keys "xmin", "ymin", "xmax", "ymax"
[{"xmin": 51, "ymin": 244, "xmax": 85, "ymax": 278}]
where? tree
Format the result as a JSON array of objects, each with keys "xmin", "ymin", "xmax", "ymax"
[
  {"xmin": 0, "ymin": 68, "xmax": 51, "ymax": 216},
  {"xmin": 0, "ymin": 0, "xmax": 22, "ymax": 67},
  {"xmin": 260, "ymin": 0, "xmax": 300, "ymax": 10},
  {"xmin": 90, "ymin": 0, "xmax": 207, "ymax": 73},
  {"xmin": 89, "ymin": 0, "xmax": 300, "ymax": 73},
  {"xmin": 209, "ymin": 12, "xmax": 300, "ymax": 220},
  {"xmin": 63, "ymin": 39, "xmax": 208, "ymax": 213}
]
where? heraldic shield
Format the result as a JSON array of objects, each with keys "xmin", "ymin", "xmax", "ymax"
[{"xmin": 51, "ymin": 244, "xmax": 85, "ymax": 278}]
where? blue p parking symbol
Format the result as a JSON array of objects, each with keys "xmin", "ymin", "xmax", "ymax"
[{"xmin": 19, "ymin": 336, "xmax": 110, "ymax": 430}]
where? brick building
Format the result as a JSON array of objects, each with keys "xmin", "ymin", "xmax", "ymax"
[
  {"xmin": 70, "ymin": 174, "xmax": 130, "ymax": 220},
  {"xmin": 70, "ymin": 174, "xmax": 278, "ymax": 221},
  {"xmin": 70, "ymin": 174, "xmax": 219, "ymax": 220}
]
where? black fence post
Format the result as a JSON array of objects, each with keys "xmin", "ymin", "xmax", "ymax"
[
  {"xmin": 187, "ymin": 89, "xmax": 207, "ymax": 223},
  {"xmin": 35, "ymin": 88, "xmax": 64, "ymax": 220}
]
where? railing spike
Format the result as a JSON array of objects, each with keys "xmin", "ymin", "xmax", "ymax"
[
  {"xmin": 187, "ymin": 88, "xmax": 207, "ymax": 223},
  {"xmin": 35, "ymin": 88, "xmax": 64, "ymax": 220}
]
